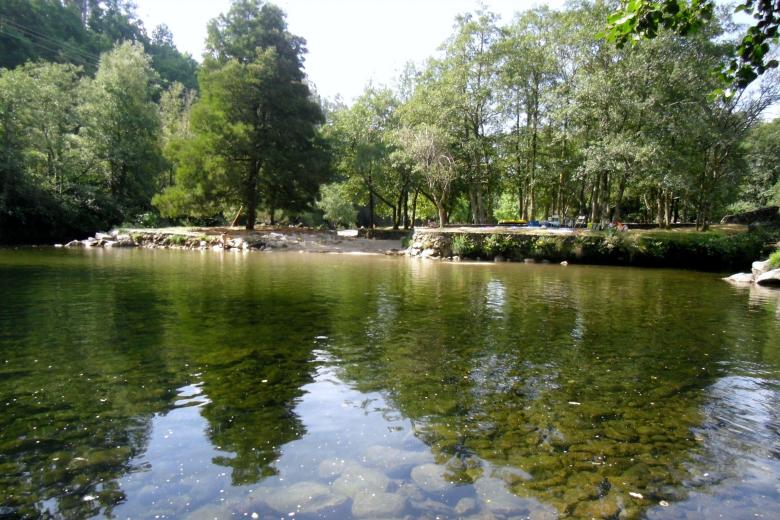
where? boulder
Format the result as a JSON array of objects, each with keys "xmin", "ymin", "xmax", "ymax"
[
  {"xmin": 64, "ymin": 240, "xmax": 83, "ymax": 248},
  {"xmin": 723, "ymin": 272, "xmax": 754, "ymax": 284},
  {"xmin": 351, "ymin": 491, "xmax": 407, "ymax": 518},
  {"xmin": 317, "ymin": 458, "xmax": 353, "ymax": 479},
  {"xmin": 331, "ymin": 463, "xmax": 390, "ymax": 497},
  {"xmin": 756, "ymin": 268, "xmax": 780, "ymax": 287},
  {"xmin": 95, "ymin": 231, "xmax": 117, "ymax": 241},
  {"xmin": 455, "ymin": 497, "xmax": 478, "ymax": 515},
  {"xmin": 259, "ymin": 482, "xmax": 348, "ymax": 515},
  {"xmin": 362, "ymin": 445, "xmax": 430, "ymax": 472},
  {"xmin": 474, "ymin": 476, "xmax": 543, "ymax": 515},
  {"xmin": 410, "ymin": 463, "xmax": 451, "ymax": 493},
  {"xmin": 753, "ymin": 260, "xmax": 771, "ymax": 277}
]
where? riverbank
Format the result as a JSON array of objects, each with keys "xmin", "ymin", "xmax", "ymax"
[
  {"xmin": 54, "ymin": 224, "xmax": 780, "ymax": 273},
  {"xmin": 59, "ymin": 226, "xmax": 404, "ymax": 255},
  {"xmin": 406, "ymin": 226, "xmax": 779, "ymax": 272}
]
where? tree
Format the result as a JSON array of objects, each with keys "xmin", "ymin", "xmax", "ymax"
[
  {"xmin": 737, "ymin": 117, "xmax": 780, "ymax": 208},
  {"xmin": 396, "ymin": 124, "xmax": 457, "ymax": 227},
  {"xmin": 155, "ymin": 0, "xmax": 328, "ymax": 229},
  {"xmin": 80, "ymin": 41, "xmax": 164, "ymax": 217},
  {"xmin": 603, "ymin": 0, "xmax": 779, "ymax": 87},
  {"xmin": 317, "ymin": 182, "xmax": 356, "ymax": 228}
]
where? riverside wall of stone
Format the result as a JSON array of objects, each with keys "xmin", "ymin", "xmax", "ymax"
[{"xmin": 407, "ymin": 228, "xmax": 777, "ymax": 272}]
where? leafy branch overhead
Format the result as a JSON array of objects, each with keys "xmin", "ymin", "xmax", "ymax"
[{"xmin": 603, "ymin": 0, "xmax": 779, "ymax": 87}]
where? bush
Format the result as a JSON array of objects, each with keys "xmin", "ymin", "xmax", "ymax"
[
  {"xmin": 483, "ymin": 234, "xmax": 515, "ymax": 257},
  {"xmin": 317, "ymin": 182, "xmax": 356, "ymax": 229},
  {"xmin": 769, "ymin": 250, "xmax": 780, "ymax": 269},
  {"xmin": 451, "ymin": 234, "xmax": 479, "ymax": 257}
]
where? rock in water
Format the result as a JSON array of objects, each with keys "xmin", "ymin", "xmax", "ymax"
[
  {"xmin": 362, "ymin": 445, "xmax": 430, "ymax": 471},
  {"xmin": 756, "ymin": 268, "xmax": 780, "ymax": 287},
  {"xmin": 724, "ymin": 272, "xmax": 754, "ymax": 284},
  {"xmin": 474, "ymin": 476, "xmax": 552, "ymax": 516},
  {"xmin": 261, "ymin": 482, "xmax": 348, "ymax": 515},
  {"xmin": 331, "ymin": 464, "xmax": 390, "ymax": 497},
  {"xmin": 351, "ymin": 491, "xmax": 407, "ymax": 518},
  {"xmin": 410, "ymin": 463, "xmax": 451, "ymax": 493}
]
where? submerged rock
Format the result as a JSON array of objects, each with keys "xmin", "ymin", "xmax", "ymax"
[
  {"xmin": 474, "ymin": 476, "xmax": 551, "ymax": 516},
  {"xmin": 260, "ymin": 482, "xmax": 348, "ymax": 515},
  {"xmin": 455, "ymin": 497, "xmax": 478, "ymax": 515},
  {"xmin": 410, "ymin": 463, "xmax": 451, "ymax": 493},
  {"xmin": 362, "ymin": 445, "xmax": 430, "ymax": 471},
  {"xmin": 756, "ymin": 268, "xmax": 780, "ymax": 287},
  {"xmin": 331, "ymin": 463, "xmax": 390, "ymax": 497},
  {"xmin": 318, "ymin": 457, "xmax": 353, "ymax": 478},
  {"xmin": 351, "ymin": 490, "xmax": 407, "ymax": 518}
]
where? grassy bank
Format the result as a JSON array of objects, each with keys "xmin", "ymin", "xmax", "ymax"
[{"xmin": 416, "ymin": 228, "xmax": 779, "ymax": 272}]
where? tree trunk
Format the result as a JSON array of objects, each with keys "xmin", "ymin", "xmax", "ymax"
[
  {"xmin": 245, "ymin": 164, "xmax": 259, "ymax": 230},
  {"xmin": 230, "ymin": 205, "xmax": 243, "ymax": 227},
  {"xmin": 437, "ymin": 202, "xmax": 448, "ymax": 228},
  {"xmin": 402, "ymin": 186, "xmax": 409, "ymax": 229},
  {"xmin": 613, "ymin": 174, "xmax": 627, "ymax": 221},
  {"xmin": 411, "ymin": 190, "xmax": 419, "ymax": 229}
]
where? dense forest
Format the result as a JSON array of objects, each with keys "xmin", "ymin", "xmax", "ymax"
[{"xmin": 0, "ymin": 0, "xmax": 778, "ymax": 243}]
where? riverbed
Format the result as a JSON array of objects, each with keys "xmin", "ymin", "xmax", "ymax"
[{"xmin": 1, "ymin": 249, "xmax": 779, "ymax": 519}]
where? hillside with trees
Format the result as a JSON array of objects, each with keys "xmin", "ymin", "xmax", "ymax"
[{"xmin": 1, "ymin": 0, "xmax": 778, "ymax": 244}]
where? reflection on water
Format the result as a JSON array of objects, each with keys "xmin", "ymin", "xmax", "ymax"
[{"xmin": 1, "ymin": 249, "xmax": 779, "ymax": 519}]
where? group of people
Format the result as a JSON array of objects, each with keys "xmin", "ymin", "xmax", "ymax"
[{"xmin": 608, "ymin": 220, "xmax": 629, "ymax": 232}]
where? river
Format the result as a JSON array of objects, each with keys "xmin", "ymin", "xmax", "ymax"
[{"xmin": 1, "ymin": 248, "xmax": 779, "ymax": 519}]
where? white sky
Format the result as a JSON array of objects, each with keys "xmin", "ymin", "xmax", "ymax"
[
  {"xmin": 135, "ymin": 0, "xmax": 776, "ymax": 118},
  {"xmin": 135, "ymin": 0, "xmax": 565, "ymax": 103}
]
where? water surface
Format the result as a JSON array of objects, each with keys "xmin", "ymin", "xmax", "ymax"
[{"xmin": 1, "ymin": 249, "xmax": 779, "ymax": 519}]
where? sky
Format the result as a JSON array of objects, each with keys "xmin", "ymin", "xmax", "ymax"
[{"xmin": 135, "ymin": 0, "xmax": 566, "ymax": 103}]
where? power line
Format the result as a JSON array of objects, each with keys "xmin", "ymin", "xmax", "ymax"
[
  {"xmin": 0, "ymin": 16, "xmax": 100, "ymax": 67},
  {"xmin": 0, "ymin": 16, "xmax": 101, "ymax": 64}
]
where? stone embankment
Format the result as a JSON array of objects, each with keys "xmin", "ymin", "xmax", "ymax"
[
  {"xmin": 724, "ymin": 259, "xmax": 780, "ymax": 287},
  {"xmin": 407, "ymin": 227, "xmax": 777, "ymax": 272},
  {"xmin": 56, "ymin": 227, "xmax": 405, "ymax": 255},
  {"xmin": 60, "ymin": 229, "xmax": 284, "ymax": 251}
]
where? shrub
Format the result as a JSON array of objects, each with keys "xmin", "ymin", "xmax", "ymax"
[
  {"xmin": 483, "ymin": 234, "xmax": 515, "ymax": 257},
  {"xmin": 769, "ymin": 249, "xmax": 780, "ymax": 269},
  {"xmin": 451, "ymin": 234, "xmax": 479, "ymax": 257}
]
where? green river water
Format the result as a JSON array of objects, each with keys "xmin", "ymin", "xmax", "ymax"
[{"xmin": 1, "ymin": 249, "xmax": 779, "ymax": 519}]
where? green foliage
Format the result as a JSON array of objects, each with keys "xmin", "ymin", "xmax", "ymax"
[
  {"xmin": 317, "ymin": 183, "xmax": 356, "ymax": 228},
  {"xmin": 81, "ymin": 41, "xmax": 165, "ymax": 217},
  {"xmin": 493, "ymin": 192, "xmax": 519, "ymax": 222},
  {"xmin": 451, "ymin": 234, "xmax": 479, "ymax": 257},
  {"xmin": 483, "ymin": 234, "xmax": 515, "ymax": 257},
  {"xmin": 768, "ymin": 249, "xmax": 780, "ymax": 269},
  {"xmin": 602, "ymin": 0, "xmax": 778, "ymax": 88},
  {"xmin": 155, "ymin": 0, "xmax": 330, "ymax": 229}
]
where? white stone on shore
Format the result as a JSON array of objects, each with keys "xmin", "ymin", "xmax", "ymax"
[
  {"xmin": 752, "ymin": 260, "xmax": 771, "ymax": 277},
  {"xmin": 724, "ymin": 272, "xmax": 754, "ymax": 284},
  {"xmin": 756, "ymin": 268, "xmax": 780, "ymax": 287}
]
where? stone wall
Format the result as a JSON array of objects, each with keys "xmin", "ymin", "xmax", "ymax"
[{"xmin": 406, "ymin": 228, "xmax": 775, "ymax": 272}]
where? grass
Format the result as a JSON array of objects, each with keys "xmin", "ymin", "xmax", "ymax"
[{"xmin": 769, "ymin": 249, "xmax": 780, "ymax": 269}]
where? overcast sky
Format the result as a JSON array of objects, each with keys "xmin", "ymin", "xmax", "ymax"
[{"xmin": 134, "ymin": 0, "xmax": 566, "ymax": 103}]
